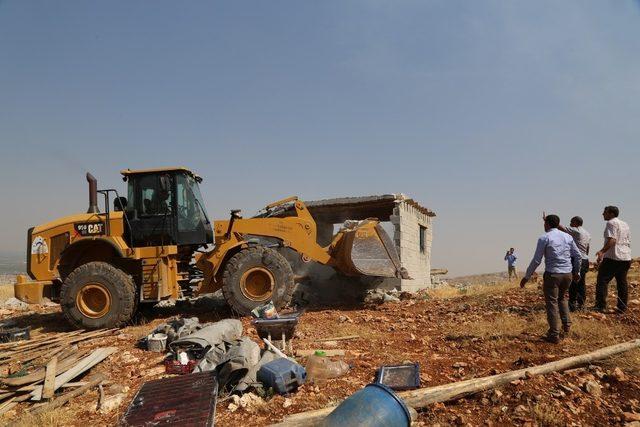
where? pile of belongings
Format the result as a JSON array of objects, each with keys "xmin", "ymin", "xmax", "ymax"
[{"xmin": 150, "ymin": 317, "xmax": 281, "ymax": 394}]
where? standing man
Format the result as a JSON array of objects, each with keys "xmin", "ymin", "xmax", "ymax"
[
  {"xmin": 594, "ymin": 206, "xmax": 632, "ymax": 313},
  {"xmin": 504, "ymin": 248, "xmax": 518, "ymax": 281},
  {"xmin": 520, "ymin": 214, "xmax": 582, "ymax": 344},
  {"xmin": 559, "ymin": 217, "xmax": 591, "ymax": 311}
]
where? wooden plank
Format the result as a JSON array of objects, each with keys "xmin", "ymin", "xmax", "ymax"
[
  {"xmin": 42, "ymin": 356, "xmax": 58, "ymax": 399},
  {"xmin": 2, "ymin": 351, "xmax": 81, "ymax": 387},
  {"xmin": 0, "ymin": 331, "xmax": 82, "ymax": 354},
  {"xmin": 313, "ymin": 335, "xmax": 359, "ymax": 342},
  {"xmin": 275, "ymin": 339, "xmax": 640, "ymax": 426},
  {"xmin": 1, "ymin": 329, "xmax": 114, "ymax": 365},
  {"xmin": 30, "ymin": 374, "xmax": 105, "ymax": 415},
  {"xmin": 30, "ymin": 347, "xmax": 116, "ymax": 401},
  {"xmin": 0, "ymin": 398, "xmax": 17, "ymax": 416},
  {"xmin": 0, "ymin": 328, "xmax": 112, "ymax": 359},
  {"xmin": 295, "ymin": 349, "xmax": 345, "ymax": 357}
]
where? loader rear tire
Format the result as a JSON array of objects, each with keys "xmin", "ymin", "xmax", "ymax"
[
  {"xmin": 61, "ymin": 261, "xmax": 136, "ymax": 330},
  {"xmin": 222, "ymin": 246, "xmax": 294, "ymax": 316}
]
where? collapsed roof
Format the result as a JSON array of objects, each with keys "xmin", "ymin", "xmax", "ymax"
[{"xmin": 291, "ymin": 194, "xmax": 435, "ymax": 224}]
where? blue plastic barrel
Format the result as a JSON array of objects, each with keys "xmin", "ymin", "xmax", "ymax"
[{"xmin": 320, "ymin": 383, "xmax": 411, "ymax": 427}]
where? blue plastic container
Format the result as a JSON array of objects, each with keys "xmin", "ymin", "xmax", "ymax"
[
  {"xmin": 320, "ymin": 383, "xmax": 411, "ymax": 427},
  {"xmin": 257, "ymin": 358, "xmax": 306, "ymax": 395}
]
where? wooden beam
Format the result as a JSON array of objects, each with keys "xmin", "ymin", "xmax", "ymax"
[
  {"xmin": 275, "ymin": 339, "xmax": 640, "ymax": 427},
  {"xmin": 41, "ymin": 357, "xmax": 58, "ymax": 399},
  {"xmin": 295, "ymin": 349, "xmax": 345, "ymax": 357},
  {"xmin": 313, "ymin": 335, "xmax": 359, "ymax": 342},
  {"xmin": 30, "ymin": 374, "xmax": 105, "ymax": 416}
]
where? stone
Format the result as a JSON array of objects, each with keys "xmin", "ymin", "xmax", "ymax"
[
  {"xmin": 490, "ymin": 389, "xmax": 503, "ymax": 403},
  {"xmin": 155, "ymin": 299, "xmax": 176, "ymax": 308},
  {"xmin": 453, "ymin": 362, "xmax": 469, "ymax": 368},
  {"xmin": 514, "ymin": 405, "xmax": 528, "ymax": 415},
  {"xmin": 228, "ymin": 403, "xmax": 239, "ymax": 412},
  {"xmin": 584, "ymin": 380, "xmax": 602, "ymax": 397},
  {"xmin": 338, "ymin": 315, "xmax": 352, "ymax": 323},
  {"xmin": 40, "ymin": 297, "xmax": 59, "ymax": 307},
  {"xmin": 283, "ymin": 398, "xmax": 292, "ymax": 408},
  {"xmin": 106, "ymin": 383, "xmax": 129, "ymax": 395},
  {"xmin": 558, "ymin": 384, "xmax": 574, "ymax": 394},
  {"xmin": 611, "ymin": 367, "xmax": 627, "ymax": 382},
  {"xmin": 100, "ymin": 393, "xmax": 126, "ymax": 414},
  {"xmin": 1, "ymin": 297, "xmax": 29, "ymax": 311},
  {"xmin": 624, "ymin": 413, "xmax": 640, "ymax": 422}
]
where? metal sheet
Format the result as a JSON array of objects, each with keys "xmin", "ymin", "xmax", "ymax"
[{"xmin": 120, "ymin": 371, "xmax": 218, "ymax": 426}]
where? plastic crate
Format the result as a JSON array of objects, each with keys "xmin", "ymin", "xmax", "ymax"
[{"xmin": 164, "ymin": 358, "xmax": 199, "ymax": 375}]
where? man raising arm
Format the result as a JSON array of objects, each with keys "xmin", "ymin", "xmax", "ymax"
[{"xmin": 520, "ymin": 214, "xmax": 581, "ymax": 343}]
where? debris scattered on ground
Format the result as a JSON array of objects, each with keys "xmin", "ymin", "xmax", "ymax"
[
  {"xmin": 1, "ymin": 297, "xmax": 30, "ymax": 311},
  {"xmin": 0, "ymin": 329, "xmax": 118, "ymax": 415},
  {"xmin": 364, "ymin": 289, "xmax": 401, "ymax": 306},
  {"xmin": 1, "ymin": 272, "xmax": 640, "ymax": 425}
]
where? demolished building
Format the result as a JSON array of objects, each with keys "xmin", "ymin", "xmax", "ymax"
[{"xmin": 300, "ymin": 194, "xmax": 436, "ymax": 292}]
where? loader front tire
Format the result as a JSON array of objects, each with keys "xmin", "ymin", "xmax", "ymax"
[
  {"xmin": 222, "ymin": 246, "xmax": 294, "ymax": 316},
  {"xmin": 61, "ymin": 261, "xmax": 136, "ymax": 330}
]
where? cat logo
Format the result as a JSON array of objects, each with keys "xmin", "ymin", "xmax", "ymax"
[{"xmin": 74, "ymin": 222, "xmax": 105, "ymax": 236}]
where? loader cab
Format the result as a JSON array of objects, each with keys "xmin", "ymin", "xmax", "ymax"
[{"xmin": 120, "ymin": 168, "xmax": 213, "ymax": 248}]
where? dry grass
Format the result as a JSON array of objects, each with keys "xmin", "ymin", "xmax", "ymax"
[
  {"xmin": 425, "ymin": 280, "xmax": 517, "ymax": 300},
  {"xmin": 530, "ymin": 402, "xmax": 565, "ymax": 427},
  {"xmin": 0, "ymin": 284, "xmax": 15, "ymax": 301},
  {"xmin": 447, "ymin": 312, "xmax": 547, "ymax": 341},
  {"xmin": 8, "ymin": 407, "xmax": 76, "ymax": 427},
  {"xmin": 606, "ymin": 348, "xmax": 640, "ymax": 374}
]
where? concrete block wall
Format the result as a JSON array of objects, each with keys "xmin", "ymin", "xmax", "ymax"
[{"xmin": 390, "ymin": 201, "xmax": 433, "ymax": 291}]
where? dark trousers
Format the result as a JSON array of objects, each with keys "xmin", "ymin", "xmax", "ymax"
[
  {"xmin": 568, "ymin": 259, "xmax": 590, "ymax": 310},
  {"xmin": 543, "ymin": 273, "xmax": 572, "ymax": 339},
  {"xmin": 595, "ymin": 258, "xmax": 631, "ymax": 312}
]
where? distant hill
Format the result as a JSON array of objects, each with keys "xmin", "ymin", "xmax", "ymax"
[{"xmin": 0, "ymin": 252, "xmax": 25, "ymax": 275}]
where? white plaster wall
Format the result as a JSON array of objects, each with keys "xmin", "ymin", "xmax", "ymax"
[{"xmin": 390, "ymin": 202, "xmax": 433, "ymax": 291}]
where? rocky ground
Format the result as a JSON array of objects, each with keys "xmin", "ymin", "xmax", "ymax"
[{"xmin": 1, "ymin": 270, "xmax": 640, "ymax": 426}]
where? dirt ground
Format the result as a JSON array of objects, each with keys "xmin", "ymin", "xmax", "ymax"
[{"xmin": 1, "ymin": 269, "xmax": 640, "ymax": 426}]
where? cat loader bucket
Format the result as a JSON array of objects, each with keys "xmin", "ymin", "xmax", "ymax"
[{"xmin": 330, "ymin": 220, "xmax": 410, "ymax": 279}]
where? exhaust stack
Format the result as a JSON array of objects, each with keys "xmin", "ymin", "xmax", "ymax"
[{"xmin": 86, "ymin": 173, "xmax": 99, "ymax": 213}]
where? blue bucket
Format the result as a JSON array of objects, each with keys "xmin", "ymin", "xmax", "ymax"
[{"xmin": 320, "ymin": 383, "xmax": 411, "ymax": 427}]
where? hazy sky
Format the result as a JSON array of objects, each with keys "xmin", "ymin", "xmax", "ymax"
[{"xmin": 1, "ymin": 1, "xmax": 638, "ymax": 276}]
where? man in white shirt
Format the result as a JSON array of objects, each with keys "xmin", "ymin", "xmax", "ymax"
[{"xmin": 595, "ymin": 206, "xmax": 632, "ymax": 313}]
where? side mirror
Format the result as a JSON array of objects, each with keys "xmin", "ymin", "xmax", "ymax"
[{"xmin": 114, "ymin": 197, "xmax": 128, "ymax": 212}]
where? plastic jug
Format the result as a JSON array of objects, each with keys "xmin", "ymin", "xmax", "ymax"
[{"xmin": 305, "ymin": 351, "xmax": 350, "ymax": 382}]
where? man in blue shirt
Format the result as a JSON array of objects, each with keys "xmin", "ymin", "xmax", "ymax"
[
  {"xmin": 520, "ymin": 214, "xmax": 582, "ymax": 344},
  {"xmin": 504, "ymin": 248, "xmax": 518, "ymax": 281}
]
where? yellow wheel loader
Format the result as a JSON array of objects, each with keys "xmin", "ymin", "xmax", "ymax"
[{"xmin": 14, "ymin": 167, "xmax": 408, "ymax": 329}]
